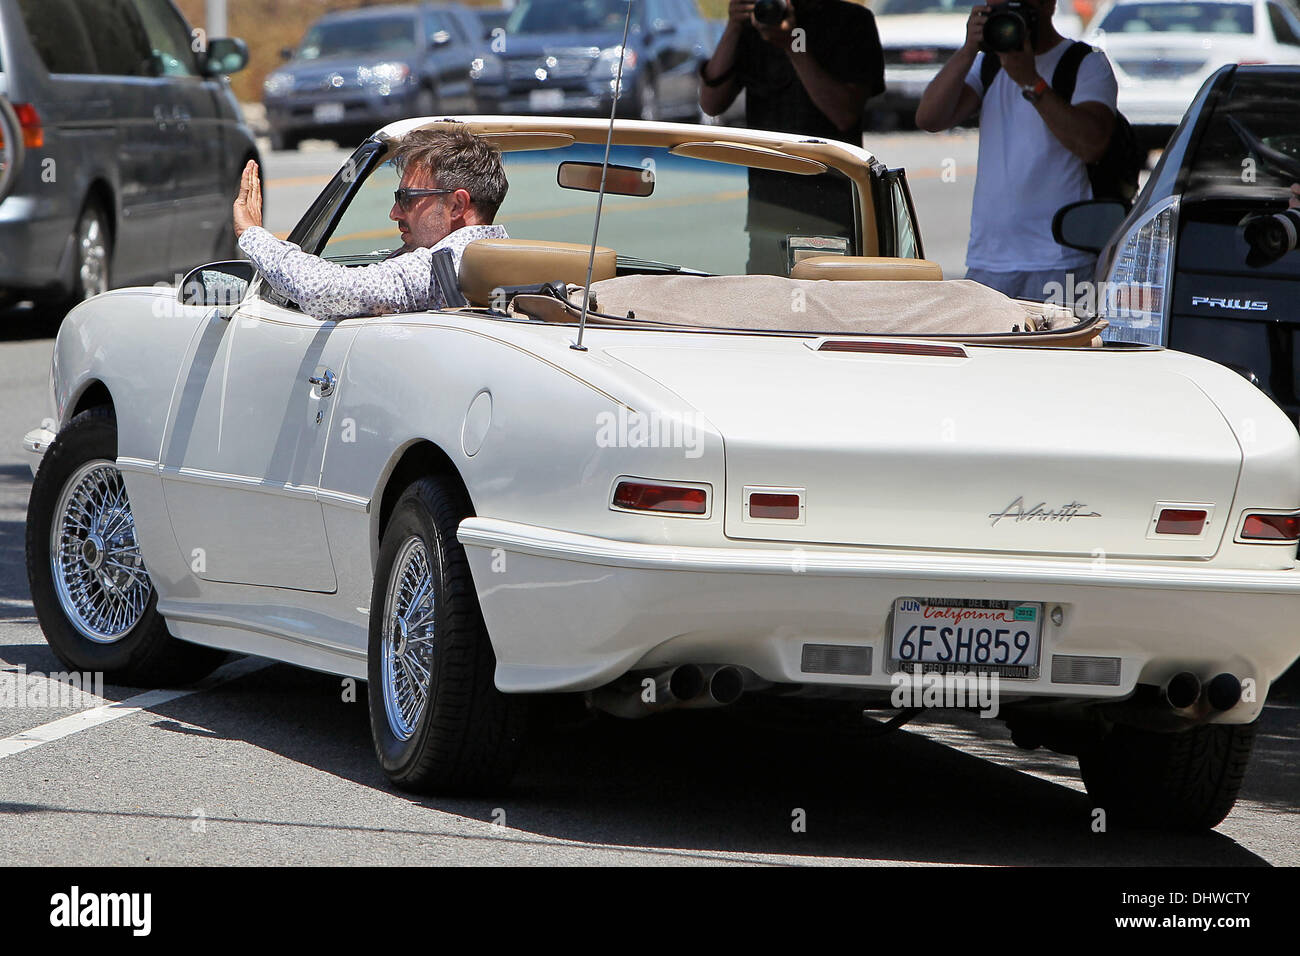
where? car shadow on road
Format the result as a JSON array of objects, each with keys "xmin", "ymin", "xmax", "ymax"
[{"xmin": 121, "ymin": 662, "xmax": 1276, "ymax": 865}]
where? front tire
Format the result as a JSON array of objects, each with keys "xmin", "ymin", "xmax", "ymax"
[
  {"xmin": 1078, "ymin": 721, "xmax": 1257, "ymax": 831},
  {"xmin": 26, "ymin": 408, "xmax": 226, "ymax": 685},
  {"xmin": 367, "ymin": 476, "xmax": 528, "ymax": 793}
]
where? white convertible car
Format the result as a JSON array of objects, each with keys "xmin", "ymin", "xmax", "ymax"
[{"xmin": 22, "ymin": 116, "xmax": 1300, "ymax": 831}]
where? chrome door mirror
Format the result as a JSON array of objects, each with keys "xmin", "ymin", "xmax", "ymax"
[
  {"xmin": 179, "ymin": 260, "xmax": 256, "ymax": 318},
  {"xmin": 1053, "ymin": 200, "xmax": 1129, "ymax": 254},
  {"xmin": 204, "ymin": 37, "xmax": 251, "ymax": 76},
  {"xmin": 0, "ymin": 97, "xmax": 25, "ymax": 204}
]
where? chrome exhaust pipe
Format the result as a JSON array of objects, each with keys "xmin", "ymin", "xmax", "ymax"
[
  {"xmin": 588, "ymin": 664, "xmax": 706, "ymax": 719},
  {"xmin": 1205, "ymin": 673, "xmax": 1242, "ymax": 712},
  {"xmin": 1163, "ymin": 671, "xmax": 1201, "ymax": 710},
  {"xmin": 708, "ymin": 665, "xmax": 745, "ymax": 705}
]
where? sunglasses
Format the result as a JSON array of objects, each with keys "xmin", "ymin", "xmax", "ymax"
[{"xmin": 393, "ymin": 186, "xmax": 457, "ymax": 211}]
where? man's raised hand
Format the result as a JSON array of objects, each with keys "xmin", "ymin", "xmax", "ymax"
[{"xmin": 233, "ymin": 159, "xmax": 263, "ymax": 239}]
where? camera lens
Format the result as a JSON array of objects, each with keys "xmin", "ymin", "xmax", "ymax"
[
  {"xmin": 984, "ymin": 10, "xmax": 1026, "ymax": 53},
  {"xmin": 753, "ymin": 0, "xmax": 789, "ymax": 27},
  {"xmin": 1243, "ymin": 209, "xmax": 1300, "ymax": 266}
]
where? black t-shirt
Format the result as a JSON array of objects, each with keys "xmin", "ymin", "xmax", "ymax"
[
  {"xmin": 733, "ymin": 0, "xmax": 883, "ymax": 231},
  {"xmin": 734, "ymin": 0, "xmax": 884, "ymax": 147}
]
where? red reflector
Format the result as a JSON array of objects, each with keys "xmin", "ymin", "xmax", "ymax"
[
  {"xmin": 14, "ymin": 103, "xmax": 44, "ymax": 148},
  {"xmin": 749, "ymin": 492, "xmax": 801, "ymax": 520},
  {"xmin": 613, "ymin": 481, "xmax": 707, "ymax": 515},
  {"xmin": 818, "ymin": 340, "xmax": 967, "ymax": 358},
  {"xmin": 1155, "ymin": 509, "xmax": 1207, "ymax": 535},
  {"xmin": 1242, "ymin": 513, "xmax": 1300, "ymax": 541}
]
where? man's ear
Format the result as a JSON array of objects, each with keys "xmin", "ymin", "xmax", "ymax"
[{"xmin": 452, "ymin": 188, "xmax": 474, "ymax": 221}]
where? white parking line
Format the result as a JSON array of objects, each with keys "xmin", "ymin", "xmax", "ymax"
[{"xmin": 0, "ymin": 656, "xmax": 269, "ymax": 760}]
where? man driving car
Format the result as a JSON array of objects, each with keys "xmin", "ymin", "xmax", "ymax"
[{"xmin": 233, "ymin": 127, "xmax": 509, "ymax": 320}]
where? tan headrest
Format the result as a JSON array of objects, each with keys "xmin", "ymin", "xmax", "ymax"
[
  {"xmin": 791, "ymin": 255, "xmax": 944, "ymax": 282},
  {"xmin": 459, "ymin": 238, "xmax": 617, "ymax": 306}
]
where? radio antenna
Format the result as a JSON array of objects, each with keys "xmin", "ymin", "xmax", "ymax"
[{"xmin": 572, "ymin": 0, "xmax": 635, "ymax": 352}]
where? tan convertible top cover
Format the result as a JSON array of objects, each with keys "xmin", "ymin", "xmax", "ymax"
[{"xmin": 587, "ymin": 275, "xmax": 1049, "ymax": 334}]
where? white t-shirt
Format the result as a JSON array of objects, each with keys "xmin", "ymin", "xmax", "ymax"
[{"xmin": 964, "ymin": 40, "xmax": 1118, "ymax": 272}]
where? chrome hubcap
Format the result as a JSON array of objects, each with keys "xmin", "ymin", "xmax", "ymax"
[
  {"xmin": 50, "ymin": 460, "xmax": 151, "ymax": 643},
  {"xmin": 78, "ymin": 213, "xmax": 109, "ymax": 299},
  {"xmin": 381, "ymin": 536, "xmax": 437, "ymax": 741}
]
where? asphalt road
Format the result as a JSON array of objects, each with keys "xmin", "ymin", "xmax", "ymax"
[{"xmin": 0, "ymin": 133, "xmax": 1295, "ymax": 866}]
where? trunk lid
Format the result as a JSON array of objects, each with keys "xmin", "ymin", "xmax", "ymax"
[{"xmin": 604, "ymin": 341, "xmax": 1242, "ymax": 558}]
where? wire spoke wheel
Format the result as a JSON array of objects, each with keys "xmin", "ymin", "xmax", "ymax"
[
  {"xmin": 381, "ymin": 535, "xmax": 438, "ymax": 741},
  {"xmin": 49, "ymin": 459, "xmax": 151, "ymax": 643}
]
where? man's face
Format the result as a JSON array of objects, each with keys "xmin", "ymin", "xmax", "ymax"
[{"xmin": 389, "ymin": 164, "xmax": 463, "ymax": 250}]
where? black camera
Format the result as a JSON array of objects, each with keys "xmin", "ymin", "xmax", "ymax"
[
  {"xmin": 1243, "ymin": 207, "xmax": 1300, "ymax": 267},
  {"xmin": 753, "ymin": 0, "xmax": 790, "ymax": 27},
  {"xmin": 983, "ymin": 1, "xmax": 1040, "ymax": 54}
]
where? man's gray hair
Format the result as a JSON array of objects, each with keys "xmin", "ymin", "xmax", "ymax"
[{"xmin": 391, "ymin": 126, "xmax": 509, "ymax": 221}]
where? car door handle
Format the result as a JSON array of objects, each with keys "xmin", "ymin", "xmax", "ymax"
[{"xmin": 309, "ymin": 369, "xmax": 336, "ymax": 396}]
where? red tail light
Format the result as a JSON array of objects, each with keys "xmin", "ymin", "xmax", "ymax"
[
  {"xmin": 1240, "ymin": 512, "xmax": 1300, "ymax": 542},
  {"xmin": 1155, "ymin": 508, "xmax": 1207, "ymax": 535},
  {"xmin": 612, "ymin": 480, "xmax": 707, "ymax": 515},
  {"xmin": 14, "ymin": 103, "xmax": 44, "ymax": 148}
]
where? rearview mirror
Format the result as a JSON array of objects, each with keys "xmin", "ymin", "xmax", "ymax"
[
  {"xmin": 205, "ymin": 38, "xmax": 250, "ymax": 76},
  {"xmin": 1053, "ymin": 200, "xmax": 1129, "ymax": 254},
  {"xmin": 557, "ymin": 161, "xmax": 654, "ymax": 197},
  {"xmin": 430, "ymin": 30, "xmax": 452, "ymax": 47},
  {"xmin": 179, "ymin": 260, "xmax": 256, "ymax": 317}
]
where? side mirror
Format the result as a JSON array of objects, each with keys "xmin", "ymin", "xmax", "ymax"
[
  {"xmin": 557, "ymin": 160, "xmax": 654, "ymax": 197},
  {"xmin": 179, "ymin": 260, "xmax": 256, "ymax": 318},
  {"xmin": 0, "ymin": 97, "xmax": 25, "ymax": 204},
  {"xmin": 279, "ymin": 47, "xmax": 295, "ymax": 62},
  {"xmin": 205, "ymin": 37, "xmax": 250, "ymax": 76},
  {"xmin": 1053, "ymin": 199, "xmax": 1129, "ymax": 254}
]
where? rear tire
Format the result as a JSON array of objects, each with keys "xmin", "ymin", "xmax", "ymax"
[
  {"xmin": 62, "ymin": 198, "xmax": 112, "ymax": 311},
  {"xmin": 1078, "ymin": 721, "xmax": 1257, "ymax": 831},
  {"xmin": 269, "ymin": 128, "xmax": 300, "ymax": 152},
  {"xmin": 26, "ymin": 407, "xmax": 226, "ymax": 685},
  {"xmin": 367, "ymin": 475, "xmax": 528, "ymax": 794}
]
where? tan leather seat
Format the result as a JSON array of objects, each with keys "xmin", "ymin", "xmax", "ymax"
[
  {"xmin": 791, "ymin": 255, "xmax": 943, "ymax": 282},
  {"xmin": 458, "ymin": 238, "xmax": 617, "ymax": 307}
]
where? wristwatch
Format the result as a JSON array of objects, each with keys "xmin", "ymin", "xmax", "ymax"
[{"xmin": 1021, "ymin": 77, "xmax": 1049, "ymax": 103}]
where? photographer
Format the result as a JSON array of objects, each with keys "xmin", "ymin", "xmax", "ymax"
[
  {"xmin": 700, "ymin": 0, "xmax": 885, "ymax": 274},
  {"xmin": 916, "ymin": 1, "xmax": 1118, "ymax": 302}
]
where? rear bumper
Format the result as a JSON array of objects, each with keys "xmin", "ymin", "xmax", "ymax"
[{"xmin": 458, "ymin": 517, "xmax": 1300, "ymax": 721}]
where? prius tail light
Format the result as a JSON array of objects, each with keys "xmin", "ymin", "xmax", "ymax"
[
  {"xmin": 1239, "ymin": 512, "xmax": 1300, "ymax": 542},
  {"xmin": 611, "ymin": 479, "xmax": 708, "ymax": 516}
]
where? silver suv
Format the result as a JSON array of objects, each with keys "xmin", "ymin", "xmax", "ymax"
[{"xmin": 0, "ymin": 0, "xmax": 258, "ymax": 312}]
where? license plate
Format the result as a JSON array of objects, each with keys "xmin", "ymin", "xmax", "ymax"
[
  {"xmin": 890, "ymin": 598, "xmax": 1042, "ymax": 672},
  {"xmin": 529, "ymin": 89, "xmax": 565, "ymax": 111},
  {"xmin": 313, "ymin": 102, "xmax": 345, "ymax": 124}
]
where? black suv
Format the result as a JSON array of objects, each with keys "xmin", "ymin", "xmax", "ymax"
[
  {"xmin": 263, "ymin": 3, "xmax": 484, "ymax": 151},
  {"xmin": 469, "ymin": 0, "xmax": 713, "ymax": 121},
  {"xmin": 0, "ymin": 0, "xmax": 256, "ymax": 311},
  {"xmin": 1057, "ymin": 65, "xmax": 1300, "ymax": 425}
]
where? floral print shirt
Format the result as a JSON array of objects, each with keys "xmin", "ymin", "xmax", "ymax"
[{"xmin": 237, "ymin": 224, "xmax": 509, "ymax": 320}]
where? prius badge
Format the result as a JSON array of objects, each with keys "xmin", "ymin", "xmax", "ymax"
[{"xmin": 1191, "ymin": 296, "xmax": 1268, "ymax": 312}]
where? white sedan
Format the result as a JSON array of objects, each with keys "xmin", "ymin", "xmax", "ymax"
[
  {"xmin": 22, "ymin": 115, "xmax": 1300, "ymax": 831},
  {"xmin": 1085, "ymin": 0, "xmax": 1300, "ymax": 148}
]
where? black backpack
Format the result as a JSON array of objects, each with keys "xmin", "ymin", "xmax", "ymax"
[{"xmin": 980, "ymin": 41, "xmax": 1143, "ymax": 207}]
